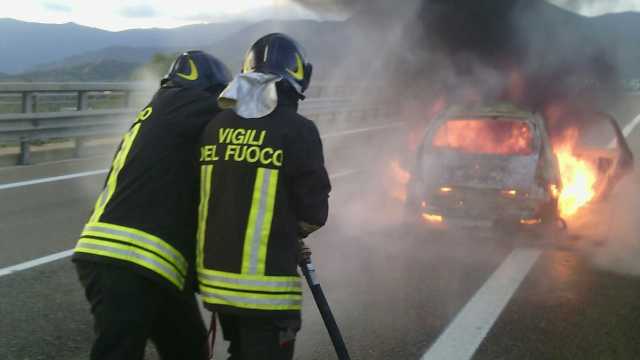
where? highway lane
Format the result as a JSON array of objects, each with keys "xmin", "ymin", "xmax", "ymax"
[
  {"xmin": 471, "ymin": 171, "xmax": 640, "ymax": 360},
  {"xmin": 0, "ymin": 157, "xmax": 112, "ymax": 268},
  {"xmin": 2, "ymin": 109, "xmax": 640, "ymax": 359},
  {"xmin": 0, "ymin": 186, "xmax": 515, "ymax": 359},
  {"xmin": 2, "ymin": 164, "xmax": 640, "ymax": 359},
  {"xmin": 3, "ymin": 182, "xmax": 640, "ymax": 359}
]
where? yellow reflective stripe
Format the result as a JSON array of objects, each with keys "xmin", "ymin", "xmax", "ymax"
[
  {"xmin": 241, "ymin": 168, "xmax": 279, "ymax": 275},
  {"xmin": 89, "ymin": 122, "xmax": 142, "ymax": 223},
  {"xmin": 199, "ymin": 285, "xmax": 302, "ymax": 311},
  {"xmin": 197, "ymin": 165, "xmax": 214, "ymax": 269},
  {"xmin": 198, "ymin": 279, "xmax": 300, "ymax": 293},
  {"xmin": 82, "ymin": 222, "xmax": 187, "ymax": 275},
  {"xmin": 198, "ymin": 268, "xmax": 300, "ymax": 282},
  {"xmin": 257, "ymin": 170, "xmax": 278, "ymax": 274},
  {"xmin": 241, "ymin": 168, "xmax": 265, "ymax": 274},
  {"xmin": 75, "ymin": 238, "xmax": 185, "ymax": 289},
  {"xmin": 198, "ymin": 270, "xmax": 301, "ymax": 293}
]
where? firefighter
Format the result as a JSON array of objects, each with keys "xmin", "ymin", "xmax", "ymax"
[
  {"xmin": 196, "ymin": 33, "xmax": 331, "ymax": 359},
  {"xmin": 72, "ymin": 51, "xmax": 231, "ymax": 360}
]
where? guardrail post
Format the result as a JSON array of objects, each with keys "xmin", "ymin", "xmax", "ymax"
[
  {"xmin": 78, "ymin": 91, "xmax": 89, "ymax": 111},
  {"xmin": 22, "ymin": 92, "xmax": 34, "ymax": 113},
  {"xmin": 74, "ymin": 91, "xmax": 90, "ymax": 158},
  {"xmin": 123, "ymin": 91, "xmax": 131, "ymax": 108},
  {"xmin": 18, "ymin": 138, "xmax": 31, "ymax": 165},
  {"xmin": 18, "ymin": 92, "xmax": 35, "ymax": 165}
]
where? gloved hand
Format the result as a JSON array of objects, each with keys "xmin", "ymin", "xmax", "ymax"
[
  {"xmin": 297, "ymin": 221, "xmax": 321, "ymax": 239},
  {"xmin": 298, "ymin": 240, "xmax": 312, "ymax": 264}
]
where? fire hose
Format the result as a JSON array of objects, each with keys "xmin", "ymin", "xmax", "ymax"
[{"xmin": 299, "ymin": 244, "xmax": 351, "ymax": 360}]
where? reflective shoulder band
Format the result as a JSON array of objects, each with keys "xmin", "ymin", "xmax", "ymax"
[
  {"xmin": 75, "ymin": 238, "xmax": 185, "ymax": 289},
  {"xmin": 81, "ymin": 222, "xmax": 187, "ymax": 277}
]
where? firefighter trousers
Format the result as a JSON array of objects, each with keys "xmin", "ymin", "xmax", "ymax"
[
  {"xmin": 75, "ymin": 261, "xmax": 208, "ymax": 360},
  {"xmin": 217, "ymin": 313, "xmax": 301, "ymax": 360}
]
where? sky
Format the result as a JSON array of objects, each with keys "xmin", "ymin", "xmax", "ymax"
[
  {"xmin": 3, "ymin": 0, "xmax": 640, "ymax": 31},
  {"xmin": 549, "ymin": 0, "xmax": 640, "ymax": 15},
  {"xmin": 2, "ymin": 0, "xmax": 323, "ymax": 31}
]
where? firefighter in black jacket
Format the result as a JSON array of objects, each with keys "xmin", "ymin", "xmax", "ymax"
[
  {"xmin": 72, "ymin": 51, "xmax": 231, "ymax": 360},
  {"xmin": 197, "ymin": 34, "xmax": 331, "ymax": 359}
]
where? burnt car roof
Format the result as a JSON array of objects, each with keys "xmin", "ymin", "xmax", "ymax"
[{"xmin": 444, "ymin": 103, "xmax": 534, "ymax": 119}]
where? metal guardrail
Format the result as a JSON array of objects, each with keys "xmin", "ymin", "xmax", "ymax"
[
  {"xmin": 0, "ymin": 82, "xmax": 151, "ymax": 93},
  {"xmin": 0, "ymin": 82, "xmax": 150, "ymax": 114},
  {"xmin": 0, "ymin": 109, "xmax": 134, "ymax": 164},
  {"xmin": 0, "ymin": 82, "xmax": 360, "ymax": 112},
  {"xmin": 0, "ymin": 83, "xmax": 392, "ymax": 166}
]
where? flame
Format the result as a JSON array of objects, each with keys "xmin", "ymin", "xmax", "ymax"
[
  {"xmin": 553, "ymin": 129, "xmax": 598, "ymax": 217},
  {"xmin": 422, "ymin": 213, "xmax": 444, "ymax": 224},
  {"xmin": 433, "ymin": 118, "xmax": 533, "ymax": 155},
  {"xmin": 389, "ymin": 160, "xmax": 411, "ymax": 202}
]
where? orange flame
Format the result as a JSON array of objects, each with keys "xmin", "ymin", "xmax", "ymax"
[
  {"xmin": 389, "ymin": 160, "xmax": 411, "ymax": 202},
  {"xmin": 433, "ymin": 118, "xmax": 533, "ymax": 155},
  {"xmin": 553, "ymin": 129, "xmax": 598, "ymax": 217}
]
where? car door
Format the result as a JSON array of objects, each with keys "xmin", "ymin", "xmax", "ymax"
[{"xmin": 571, "ymin": 112, "xmax": 634, "ymax": 200}]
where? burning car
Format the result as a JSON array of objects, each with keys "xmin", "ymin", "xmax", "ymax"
[
  {"xmin": 405, "ymin": 102, "xmax": 634, "ymax": 232},
  {"xmin": 406, "ymin": 103, "xmax": 563, "ymax": 231}
]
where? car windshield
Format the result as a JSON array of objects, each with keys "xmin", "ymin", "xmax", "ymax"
[{"xmin": 431, "ymin": 117, "xmax": 534, "ymax": 155}]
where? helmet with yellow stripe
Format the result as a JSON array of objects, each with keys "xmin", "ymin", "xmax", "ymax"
[
  {"xmin": 162, "ymin": 50, "xmax": 232, "ymax": 94},
  {"xmin": 242, "ymin": 33, "xmax": 313, "ymax": 98}
]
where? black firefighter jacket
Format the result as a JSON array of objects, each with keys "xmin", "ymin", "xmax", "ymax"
[
  {"xmin": 73, "ymin": 86, "xmax": 222, "ymax": 293},
  {"xmin": 196, "ymin": 101, "xmax": 331, "ymax": 317}
]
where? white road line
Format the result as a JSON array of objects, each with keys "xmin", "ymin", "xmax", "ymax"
[
  {"xmin": 622, "ymin": 113, "xmax": 640, "ymax": 138},
  {"xmin": 0, "ymin": 169, "xmax": 108, "ymax": 191},
  {"xmin": 0, "ymin": 249, "xmax": 75, "ymax": 277},
  {"xmin": 422, "ymin": 248, "xmax": 542, "ymax": 360},
  {"xmin": 608, "ymin": 112, "xmax": 640, "ymax": 148},
  {"xmin": 0, "ymin": 170, "xmax": 362, "ymax": 278},
  {"xmin": 330, "ymin": 169, "xmax": 364, "ymax": 179},
  {"xmin": 321, "ymin": 122, "xmax": 405, "ymax": 139}
]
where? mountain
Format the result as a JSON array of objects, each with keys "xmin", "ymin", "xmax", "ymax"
[
  {"xmin": 6, "ymin": 19, "xmax": 352, "ymax": 83},
  {"xmin": 2, "ymin": 60, "xmax": 140, "ymax": 82},
  {"xmin": 591, "ymin": 12, "xmax": 640, "ymax": 78},
  {"xmin": 523, "ymin": 3, "xmax": 640, "ymax": 80},
  {"xmin": 529, "ymin": 2, "xmax": 640, "ymax": 77},
  {"xmin": 32, "ymin": 46, "xmax": 169, "ymax": 71},
  {"xmin": 0, "ymin": 18, "xmax": 248, "ymax": 74},
  {"xmin": 2, "ymin": 3, "xmax": 640, "ymax": 84},
  {"xmin": 205, "ymin": 20, "xmax": 353, "ymax": 74}
]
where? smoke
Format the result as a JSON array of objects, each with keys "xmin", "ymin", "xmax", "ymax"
[
  {"xmin": 292, "ymin": 2, "xmax": 634, "ymax": 218},
  {"xmin": 292, "ymin": 0, "xmax": 396, "ymax": 15},
  {"xmin": 294, "ymin": 0, "xmax": 621, "ymax": 111},
  {"xmin": 571, "ymin": 170, "xmax": 640, "ymax": 276}
]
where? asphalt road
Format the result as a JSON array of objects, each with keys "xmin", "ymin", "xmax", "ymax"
[{"xmin": 2, "ymin": 106, "xmax": 640, "ymax": 359}]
